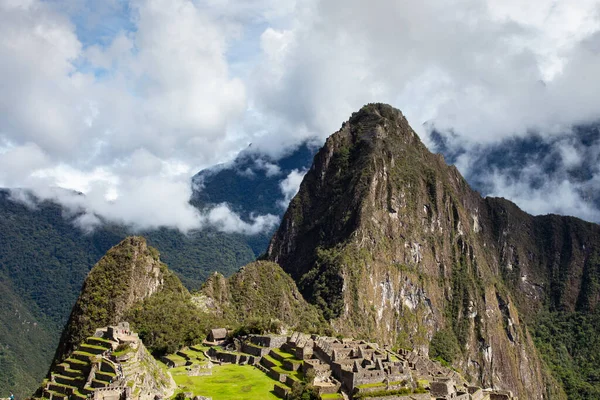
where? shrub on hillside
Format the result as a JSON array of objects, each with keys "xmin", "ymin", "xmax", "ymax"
[{"xmin": 429, "ymin": 328, "xmax": 461, "ymax": 365}]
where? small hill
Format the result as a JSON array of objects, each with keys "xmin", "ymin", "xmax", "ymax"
[
  {"xmin": 199, "ymin": 261, "xmax": 327, "ymax": 333},
  {"xmin": 0, "ymin": 191, "xmax": 255, "ymax": 396},
  {"xmin": 52, "ymin": 237, "xmax": 179, "ymax": 366}
]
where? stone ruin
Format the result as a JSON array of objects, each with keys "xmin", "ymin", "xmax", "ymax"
[
  {"xmin": 199, "ymin": 330, "xmax": 518, "ymax": 400},
  {"xmin": 205, "ymin": 328, "xmax": 227, "ymax": 346},
  {"xmin": 305, "ymin": 335, "xmax": 412, "ymax": 395},
  {"xmin": 38, "ymin": 322, "xmax": 172, "ymax": 400},
  {"xmin": 428, "ymin": 378, "xmax": 516, "ymax": 400}
]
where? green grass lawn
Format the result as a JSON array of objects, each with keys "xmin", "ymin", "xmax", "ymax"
[
  {"xmin": 320, "ymin": 394, "xmax": 343, "ymax": 399},
  {"xmin": 172, "ymin": 364, "xmax": 280, "ymax": 400},
  {"xmin": 271, "ymin": 348, "xmax": 295, "ymax": 359},
  {"xmin": 180, "ymin": 349, "xmax": 206, "ymax": 360}
]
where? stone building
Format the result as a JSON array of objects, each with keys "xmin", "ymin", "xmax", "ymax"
[{"xmin": 206, "ymin": 328, "xmax": 227, "ymax": 345}]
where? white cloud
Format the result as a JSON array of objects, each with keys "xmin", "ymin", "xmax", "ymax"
[
  {"xmin": 2, "ymin": 0, "xmax": 600, "ymax": 228},
  {"xmin": 487, "ymin": 170, "xmax": 600, "ymax": 223},
  {"xmin": 254, "ymin": 158, "xmax": 282, "ymax": 177},
  {"xmin": 250, "ymin": 0, "xmax": 600, "ymax": 146},
  {"xmin": 0, "ymin": 143, "xmax": 51, "ymax": 186},
  {"xmin": 10, "ymin": 179, "xmax": 280, "ymax": 234},
  {"xmin": 278, "ymin": 168, "xmax": 306, "ymax": 208},
  {"xmin": 0, "ymin": 0, "xmax": 266, "ymax": 233},
  {"xmin": 204, "ymin": 204, "xmax": 279, "ymax": 234}
]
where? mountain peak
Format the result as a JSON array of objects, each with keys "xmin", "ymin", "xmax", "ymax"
[
  {"xmin": 350, "ymin": 103, "xmax": 405, "ymax": 126},
  {"xmin": 51, "ymin": 236, "xmax": 170, "ymax": 366},
  {"xmin": 267, "ymin": 103, "xmax": 444, "ymax": 281},
  {"xmin": 267, "ymin": 105, "xmax": 550, "ymax": 398},
  {"xmin": 339, "ymin": 103, "xmax": 424, "ymax": 152}
]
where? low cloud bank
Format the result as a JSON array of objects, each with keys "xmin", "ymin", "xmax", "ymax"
[
  {"xmin": 434, "ymin": 125, "xmax": 600, "ymax": 223},
  {"xmin": 9, "ymin": 179, "xmax": 279, "ymax": 235}
]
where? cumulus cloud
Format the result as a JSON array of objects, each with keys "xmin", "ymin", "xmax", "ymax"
[
  {"xmin": 204, "ymin": 204, "xmax": 279, "ymax": 234},
  {"xmin": 487, "ymin": 172, "xmax": 600, "ymax": 222},
  {"xmin": 0, "ymin": 0, "xmax": 266, "ymax": 233},
  {"xmin": 3, "ymin": 0, "xmax": 600, "ymax": 229},
  {"xmin": 278, "ymin": 168, "xmax": 307, "ymax": 208},
  {"xmin": 250, "ymin": 0, "xmax": 600, "ymax": 142}
]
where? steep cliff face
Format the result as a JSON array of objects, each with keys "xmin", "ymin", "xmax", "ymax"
[
  {"xmin": 266, "ymin": 104, "xmax": 600, "ymax": 399},
  {"xmin": 483, "ymin": 198, "xmax": 600, "ymax": 316},
  {"xmin": 198, "ymin": 261, "xmax": 327, "ymax": 333},
  {"xmin": 52, "ymin": 236, "xmax": 171, "ymax": 366}
]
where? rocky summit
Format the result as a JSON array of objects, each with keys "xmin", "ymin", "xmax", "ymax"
[{"xmin": 267, "ymin": 103, "xmax": 600, "ymax": 399}]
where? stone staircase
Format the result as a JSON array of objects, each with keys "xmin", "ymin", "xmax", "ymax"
[
  {"xmin": 259, "ymin": 347, "xmax": 304, "ymax": 399},
  {"xmin": 40, "ymin": 336, "xmax": 117, "ymax": 400}
]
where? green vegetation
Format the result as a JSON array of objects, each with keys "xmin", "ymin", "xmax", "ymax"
[
  {"xmin": 231, "ymin": 318, "xmax": 284, "ymax": 337},
  {"xmin": 300, "ymin": 247, "xmax": 346, "ymax": 320},
  {"xmin": 113, "ymin": 343, "xmax": 136, "ymax": 358},
  {"xmin": 171, "ymin": 364, "xmax": 280, "ymax": 400},
  {"xmin": 0, "ymin": 278, "xmax": 55, "ymax": 399},
  {"xmin": 287, "ymin": 369, "xmax": 319, "ymax": 400},
  {"xmin": 429, "ymin": 328, "xmax": 461, "ymax": 365},
  {"xmin": 447, "ymin": 251, "xmax": 480, "ymax": 349},
  {"xmin": 353, "ymin": 386, "xmax": 426, "ymax": 399},
  {"xmin": 532, "ymin": 310, "xmax": 600, "ymax": 399},
  {"xmin": 126, "ymin": 272, "xmax": 218, "ymax": 355},
  {"xmin": 202, "ymin": 261, "xmax": 328, "ymax": 334},
  {"xmin": 55, "ymin": 237, "xmax": 163, "ymax": 364},
  {"xmin": 144, "ymin": 228, "xmax": 256, "ymax": 290}
]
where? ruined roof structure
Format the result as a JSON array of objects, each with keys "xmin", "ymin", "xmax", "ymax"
[{"xmin": 208, "ymin": 328, "xmax": 227, "ymax": 342}]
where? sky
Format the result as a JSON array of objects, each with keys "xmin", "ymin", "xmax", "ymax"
[{"xmin": 1, "ymin": 0, "xmax": 600, "ymax": 232}]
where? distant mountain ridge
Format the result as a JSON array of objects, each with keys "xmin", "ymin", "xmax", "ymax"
[
  {"xmin": 192, "ymin": 140, "xmax": 318, "ymax": 220},
  {"xmin": 431, "ymin": 123, "xmax": 600, "ymax": 219}
]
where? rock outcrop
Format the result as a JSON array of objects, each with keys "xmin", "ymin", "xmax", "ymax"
[{"xmin": 266, "ymin": 103, "xmax": 600, "ymax": 399}]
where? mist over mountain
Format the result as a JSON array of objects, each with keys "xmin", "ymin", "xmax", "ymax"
[{"xmin": 431, "ymin": 123, "xmax": 600, "ymax": 223}]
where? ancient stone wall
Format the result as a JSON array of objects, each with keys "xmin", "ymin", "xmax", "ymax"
[{"xmin": 249, "ymin": 335, "xmax": 287, "ymax": 348}]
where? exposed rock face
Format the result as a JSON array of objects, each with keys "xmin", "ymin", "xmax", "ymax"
[
  {"xmin": 198, "ymin": 261, "xmax": 326, "ymax": 332},
  {"xmin": 119, "ymin": 336, "xmax": 175, "ymax": 400},
  {"xmin": 51, "ymin": 236, "xmax": 169, "ymax": 366},
  {"xmin": 267, "ymin": 104, "xmax": 600, "ymax": 399},
  {"xmin": 483, "ymin": 199, "xmax": 600, "ymax": 316}
]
